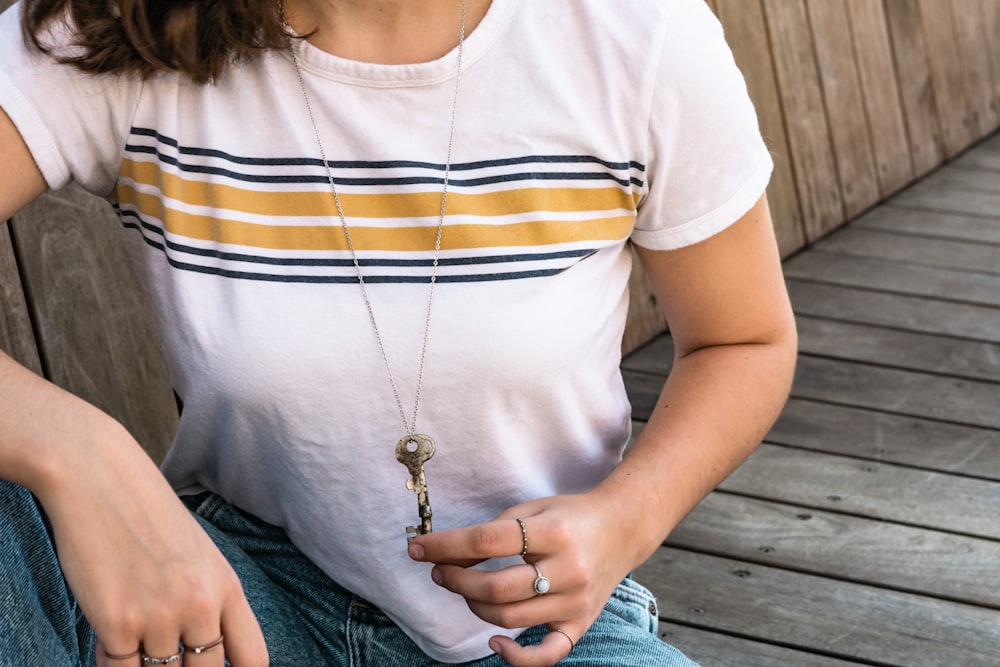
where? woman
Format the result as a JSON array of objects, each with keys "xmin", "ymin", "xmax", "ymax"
[{"xmin": 0, "ymin": 0, "xmax": 797, "ymax": 665}]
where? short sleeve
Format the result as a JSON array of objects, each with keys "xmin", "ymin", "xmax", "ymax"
[
  {"xmin": 631, "ymin": 0, "xmax": 773, "ymax": 251},
  {"xmin": 0, "ymin": 3, "xmax": 142, "ymax": 196}
]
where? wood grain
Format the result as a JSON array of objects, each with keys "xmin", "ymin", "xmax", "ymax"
[
  {"xmin": 763, "ymin": 0, "xmax": 845, "ymax": 240},
  {"xmin": 669, "ymin": 492, "xmax": 1000, "ymax": 607},
  {"xmin": 951, "ymin": 0, "xmax": 1000, "ymax": 137},
  {"xmin": 11, "ymin": 187, "xmax": 178, "ymax": 463},
  {"xmin": 638, "ymin": 548, "xmax": 1000, "ymax": 666},
  {"xmin": 807, "ymin": 0, "xmax": 880, "ymax": 218},
  {"xmin": 855, "ymin": 203, "xmax": 1000, "ymax": 243},
  {"xmin": 622, "ymin": 245, "xmax": 665, "ymax": 355},
  {"xmin": 716, "ymin": 0, "xmax": 806, "ymax": 256},
  {"xmin": 845, "ymin": 0, "xmax": 914, "ymax": 197},
  {"xmin": 719, "ymin": 443, "xmax": 1000, "ymax": 537},
  {"xmin": 883, "ymin": 0, "xmax": 946, "ymax": 176},
  {"xmin": 810, "ymin": 226, "xmax": 1000, "ymax": 274},
  {"xmin": 0, "ymin": 222, "xmax": 43, "ymax": 374},
  {"xmin": 918, "ymin": 0, "xmax": 974, "ymax": 156}
]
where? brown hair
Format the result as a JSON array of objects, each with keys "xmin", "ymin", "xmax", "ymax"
[{"xmin": 21, "ymin": 0, "xmax": 292, "ymax": 84}]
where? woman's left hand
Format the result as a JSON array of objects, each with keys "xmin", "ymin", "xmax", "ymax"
[{"xmin": 408, "ymin": 492, "xmax": 639, "ymax": 667}]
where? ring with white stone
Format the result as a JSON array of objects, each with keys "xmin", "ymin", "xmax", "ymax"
[{"xmin": 531, "ymin": 563, "xmax": 551, "ymax": 595}]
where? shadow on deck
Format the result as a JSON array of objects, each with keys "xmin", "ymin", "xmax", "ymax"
[{"xmin": 625, "ymin": 132, "xmax": 1000, "ymax": 666}]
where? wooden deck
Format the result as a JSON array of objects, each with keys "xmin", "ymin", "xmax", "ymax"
[{"xmin": 625, "ymin": 131, "xmax": 1000, "ymax": 666}]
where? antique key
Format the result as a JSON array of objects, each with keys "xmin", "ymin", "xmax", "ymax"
[{"xmin": 395, "ymin": 434, "xmax": 436, "ymax": 543}]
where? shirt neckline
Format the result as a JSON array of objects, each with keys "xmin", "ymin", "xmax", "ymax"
[{"xmin": 283, "ymin": 0, "xmax": 518, "ymax": 87}]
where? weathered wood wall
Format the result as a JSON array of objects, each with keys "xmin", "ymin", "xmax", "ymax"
[
  {"xmin": 2, "ymin": 0, "xmax": 1000, "ymax": 457},
  {"xmin": 624, "ymin": 0, "xmax": 1000, "ymax": 352}
]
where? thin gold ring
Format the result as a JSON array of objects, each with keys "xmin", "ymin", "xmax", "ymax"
[
  {"xmin": 552, "ymin": 628, "xmax": 575, "ymax": 651},
  {"xmin": 104, "ymin": 647, "xmax": 142, "ymax": 661},
  {"xmin": 515, "ymin": 517, "xmax": 528, "ymax": 557},
  {"xmin": 187, "ymin": 635, "xmax": 225, "ymax": 654}
]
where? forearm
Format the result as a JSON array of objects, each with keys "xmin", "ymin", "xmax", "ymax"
[
  {"xmin": 0, "ymin": 350, "xmax": 148, "ymax": 501},
  {"xmin": 595, "ymin": 335, "xmax": 796, "ymax": 571}
]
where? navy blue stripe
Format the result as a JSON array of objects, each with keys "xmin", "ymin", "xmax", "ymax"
[
  {"xmin": 121, "ymin": 222, "xmax": 569, "ymax": 284},
  {"xmin": 128, "ymin": 127, "xmax": 646, "ymax": 173},
  {"xmin": 124, "ymin": 144, "xmax": 643, "ymax": 187}
]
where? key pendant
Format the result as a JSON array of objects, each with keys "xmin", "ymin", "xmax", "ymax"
[{"xmin": 395, "ymin": 434, "xmax": 436, "ymax": 543}]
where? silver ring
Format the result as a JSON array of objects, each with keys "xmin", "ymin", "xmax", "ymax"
[
  {"xmin": 187, "ymin": 635, "xmax": 224, "ymax": 654},
  {"xmin": 515, "ymin": 517, "xmax": 528, "ymax": 557},
  {"xmin": 552, "ymin": 628, "xmax": 575, "ymax": 651},
  {"xmin": 104, "ymin": 648, "xmax": 141, "ymax": 661},
  {"xmin": 531, "ymin": 563, "xmax": 551, "ymax": 595},
  {"xmin": 142, "ymin": 653, "xmax": 182, "ymax": 665}
]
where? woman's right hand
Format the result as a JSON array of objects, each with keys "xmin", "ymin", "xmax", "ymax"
[{"xmin": 35, "ymin": 419, "xmax": 268, "ymax": 667}]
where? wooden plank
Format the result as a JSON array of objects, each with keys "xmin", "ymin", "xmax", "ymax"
[
  {"xmin": 622, "ymin": 245, "xmax": 665, "ymax": 355},
  {"xmin": 763, "ymin": 0, "xmax": 845, "ymax": 240},
  {"xmin": 919, "ymin": 162, "xmax": 1000, "ymax": 194},
  {"xmin": 782, "ymin": 251, "xmax": 1000, "ymax": 307},
  {"xmin": 716, "ymin": 0, "xmax": 806, "ymax": 256},
  {"xmin": 883, "ymin": 0, "xmax": 945, "ymax": 176},
  {"xmin": 795, "ymin": 315, "xmax": 1000, "ymax": 382},
  {"xmin": 0, "ymin": 222, "xmax": 43, "ymax": 375},
  {"xmin": 857, "ymin": 203, "xmax": 1000, "ymax": 243},
  {"xmin": 791, "ymin": 355, "xmax": 1000, "ymax": 429},
  {"xmin": 638, "ymin": 548, "xmax": 1000, "ymax": 667},
  {"xmin": 718, "ymin": 444, "xmax": 1000, "ymax": 537},
  {"xmin": 669, "ymin": 493, "xmax": 1000, "ymax": 607},
  {"xmin": 659, "ymin": 622, "xmax": 867, "ymax": 667},
  {"xmin": 982, "ymin": 0, "xmax": 1000, "ymax": 118},
  {"xmin": 11, "ymin": 186, "xmax": 178, "ymax": 463},
  {"xmin": 806, "ymin": 0, "xmax": 880, "ymax": 218},
  {"xmin": 954, "ymin": 140, "xmax": 1000, "ymax": 170},
  {"xmin": 810, "ymin": 227, "xmax": 1000, "ymax": 274},
  {"xmin": 918, "ymin": 0, "xmax": 975, "ymax": 156},
  {"xmin": 767, "ymin": 398, "xmax": 1000, "ymax": 480},
  {"xmin": 845, "ymin": 0, "xmax": 914, "ymax": 197},
  {"xmin": 952, "ymin": 0, "xmax": 1000, "ymax": 137},
  {"xmin": 890, "ymin": 182, "xmax": 1000, "ymax": 218},
  {"xmin": 786, "ymin": 279, "xmax": 1000, "ymax": 343}
]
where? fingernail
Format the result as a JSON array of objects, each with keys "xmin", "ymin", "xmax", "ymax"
[
  {"xmin": 489, "ymin": 639, "xmax": 502, "ymax": 656},
  {"xmin": 408, "ymin": 543, "xmax": 425, "ymax": 560},
  {"xmin": 431, "ymin": 567, "xmax": 443, "ymax": 585}
]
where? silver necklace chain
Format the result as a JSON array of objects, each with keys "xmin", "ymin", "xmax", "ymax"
[{"xmin": 284, "ymin": 1, "xmax": 467, "ymax": 437}]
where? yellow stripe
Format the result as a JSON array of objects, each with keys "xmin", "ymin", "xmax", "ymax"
[
  {"xmin": 119, "ymin": 159, "xmax": 639, "ymax": 219},
  {"xmin": 117, "ymin": 186, "xmax": 635, "ymax": 251}
]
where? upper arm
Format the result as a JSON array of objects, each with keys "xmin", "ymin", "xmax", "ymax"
[
  {"xmin": 633, "ymin": 195, "xmax": 796, "ymax": 358},
  {"xmin": 0, "ymin": 106, "xmax": 47, "ymax": 221}
]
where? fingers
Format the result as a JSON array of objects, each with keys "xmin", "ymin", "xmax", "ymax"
[
  {"xmin": 411, "ymin": 515, "xmax": 530, "ymax": 565},
  {"xmin": 490, "ymin": 626, "xmax": 579, "ymax": 667}
]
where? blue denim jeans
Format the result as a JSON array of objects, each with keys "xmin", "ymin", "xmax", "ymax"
[{"xmin": 0, "ymin": 480, "xmax": 699, "ymax": 666}]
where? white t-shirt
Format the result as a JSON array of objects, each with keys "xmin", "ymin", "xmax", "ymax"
[{"xmin": 0, "ymin": 0, "xmax": 772, "ymax": 661}]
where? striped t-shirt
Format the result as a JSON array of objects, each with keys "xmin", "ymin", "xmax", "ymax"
[{"xmin": 0, "ymin": 0, "xmax": 772, "ymax": 660}]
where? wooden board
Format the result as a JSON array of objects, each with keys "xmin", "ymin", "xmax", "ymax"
[
  {"xmin": 918, "ymin": 0, "xmax": 974, "ymax": 156},
  {"xmin": 659, "ymin": 622, "xmax": 867, "ymax": 667},
  {"xmin": 806, "ymin": 0, "xmax": 880, "ymax": 219},
  {"xmin": 719, "ymin": 443, "xmax": 1000, "ymax": 537},
  {"xmin": 810, "ymin": 227, "xmax": 1000, "ymax": 274},
  {"xmin": 790, "ymin": 355, "xmax": 1000, "ymax": 429},
  {"xmin": 669, "ymin": 492, "xmax": 1000, "ymax": 607},
  {"xmin": 763, "ymin": 0, "xmax": 845, "ymax": 240},
  {"xmin": 951, "ymin": 0, "xmax": 1000, "ymax": 137},
  {"xmin": 782, "ymin": 251, "xmax": 1000, "ymax": 307},
  {"xmin": 845, "ymin": 0, "xmax": 914, "ymax": 198},
  {"xmin": 638, "ymin": 548, "xmax": 1000, "ymax": 667},
  {"xmin": 918, "ymin": 163, "xmax": 1000, "ymax": 194},
  {"xmin": 795, "ymin": 315, "xmax": 1000, "ymax": 382},
  {"xmin": 622, "ymin": 245, "xmax": 665, "ymax": 355},
  {"xmin": 883, "ymin": 0, "xmax": 945, "ymax": 176},
  {"xmin": 766, "ymin": 398, "xmax": 1000, "ymax": 480},
  {"xmin": 11, "ymin": 187, "xmax": 178, "ymax": 463},
  {"xmin": 0, "ymin": 222, "xmax": 43, "ymax": 374},
  {"xmin": 856, "ymin": 203, "xmax": 1000, "ymax": 243},
  {"xmin": 716, "ymin": 0, "xmax": 806, "ymax": 256},
  {"xmin": 785, "ymin": 279, "xmax": 1000, "ymax": 343},
  {"xmin": 890, "ymin": 181, "xmax": 1000, "ymax": 218}
]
